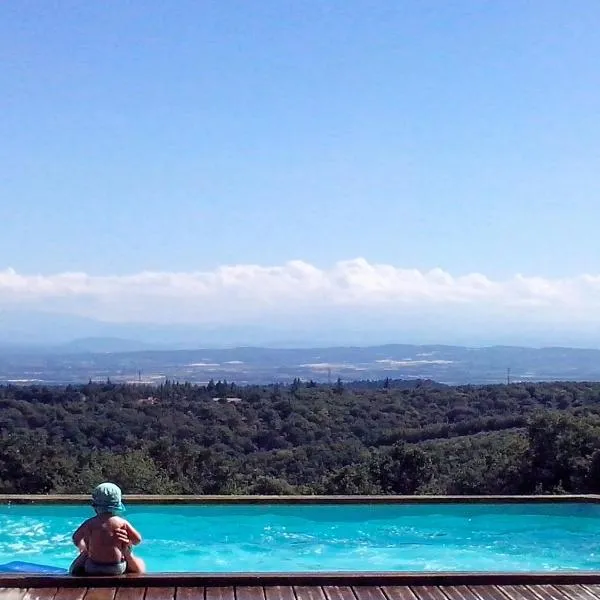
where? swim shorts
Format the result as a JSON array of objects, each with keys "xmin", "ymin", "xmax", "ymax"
[{"xmin": 84, "ymin": 558, "xmax": 127, "ymax": 575}]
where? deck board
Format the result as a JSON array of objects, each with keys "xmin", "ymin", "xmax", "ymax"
[
  {"xmin": 467, "ymin": 585, "xmax": 510, "ymax": 600},
  {"xmin": 551, "ymin": 587, "xmax": 600, "ymax": 600},
  {"xmin": 294, "ymin": 587, "xmax": 326, "ymax": 600},
  {"xmin": 575, "ymin": 586, "xmax": 600, "ymax": 600},
  {"xmin": 24, "ymin": 589, "xmax": 59, "ymax": 600},
  {"xmin": 322, "ymin": 586, "xmax": 356, "ymax": 600},
  {"xmin": 205, "ymin": 588, "xmax": 235, "ymax": 600},
  {"xmin": 523, "ymin": 584, "xmax": 572, "ymax": 600},
  {"xmin": 113, "ymin": 589, "xmax": 145, "ymax": 600},
  {"xmin": 497, "ymin": 586, "xmax": 539, "ymax": 600},
  {"xmin": 145, "ymin": 588, "xmax": 175, "ymax": 600},
  {"xmin": 409, "ymin": 587, "xmax": 448, "ymax": 600},
  {"xmin": 381, "ymin": 585, "xmax": 418, "ymax": 600},
  {"xmin": 440, "ymin": 586, "xmax": 481, "ymax": 600},
  {"xmin": 145, "ymin": 588, "xmax": 176, "ymax": 600},
  {"xmin": 351, "ymin": 588, "xmax": 386, "ymax": 600},
  {"xmin": 264, "ymin": 587, "xmax": 296, "ymax": 600},
  {"xmin": 83, "ymin": 589, "xmax": 116, "ymax": 600},
  {"xmin": 54, "ymin": 590, "xmax": 88, "ymax": 600},
  {"xmin": 0, "ymin": 590, "xmax": 30, "ymax": 600},
  {"xmin": 235, "ymin": 587, "xmax": 266, "ymax": 600},
  {"xmin": 176, "ymin": 588, "xmax": 205, "ymax": 600}
]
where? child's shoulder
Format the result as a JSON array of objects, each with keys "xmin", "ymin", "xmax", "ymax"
[{"xmin": 79, "ymin": 515, "xmax": 98, "ymax": 528}]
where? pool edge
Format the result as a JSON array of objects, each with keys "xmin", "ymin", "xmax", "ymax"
[
  {"xmin": 1, "ymin": 494, "xmax": 599, "ymax": 504},
  {"xmin": 3, "ymin": 571, "xmax": 600, "ymax": 588}
]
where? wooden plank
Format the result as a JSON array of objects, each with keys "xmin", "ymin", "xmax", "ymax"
[
  {"xmin": 409, "ymin": 588, "xmax": 448, "ymax": 600},
  {"xmin": 381, "ymin": 586, "xmax": 419, "ymax": 600},
  {"xmin": 552, "ymin": 587, "xmax": 599, "ymax": 600},
  {"xmin": 0, "ymin": 590, "xmax": 30, "ymax": 600},
  {"xmin": 235, "ymin": 588, "xmax": 265, "ymax": 600},
  {"xmin": 322, "ymin": 586, "xmax": 356, "ymax": 600},
  {"xmin": 0, "ymin": 589, "xmax": 29, "ymax": 600},
  {"xmin": 496, "ymin": 586, "xmax": 540, "ymax": 600},
  {"xmin": 204, "ymin": 589, "xmax": 233, "ymax": 600},
  {"xmin": 54, "ymin": 591, "xmax": 87, "ymax": 600},
  {"xmin": 205, "ymin": 588, "xmax": 234, "ymax": 600},
  {"xmin": 467, "ymin": 586, "xmax": 510, "ymax": 600},
  {"xmin": 23, "ymin": 590, "xmax": 59, "ymax": 600},
  {"xmin": 352, "ymin": 588, "xmax": 386, "ymax": 600},
  {"xmin": 264, "ymin": 588, "xmax": 296, "ymax": 600},
  {"xmin": 114, "ymin": 590, "xmax": 145, "ymax": 600},
  {"xmin": 521, "ymin": 585, "xmax": 571, "ymax": 600},
  {"xmin": 294, "ymin": 587, "xmax": 326, "ymax": 600},
  {"xmin": 176, "ymin": 589, "xmax": 205, "ymax": 600},
  {"xmin": 83, "ymin": 589, "xmax": 116, "ymax": 600},
  {"xmin": 580, "ymin": 587, "xmax": 600, "ymax": 600},
  {"xmin": 145, "ymin": 589, "xmax": 176, "ymax": 600},
  {"xmin": 442, "ymin": 587, "xmax": 482, "ymax": 600}
]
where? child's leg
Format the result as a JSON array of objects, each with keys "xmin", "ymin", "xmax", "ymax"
[
  {"xmin": 123, "ymin": 546, "xmax": 146, "ymax": 574},
  {"xmin": 124, "ymin": 553, "xmax": 146, "ymax": 574},
  {"xmin": 69, "ymin": 551, "xmax": 87, "ymax": 576}
]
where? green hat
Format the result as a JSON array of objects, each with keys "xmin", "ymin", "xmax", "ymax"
[{"xmin": 91, "ymin": 482, "xmax": 125, "ymax": 513}]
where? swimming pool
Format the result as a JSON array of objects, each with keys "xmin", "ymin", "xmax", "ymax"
[{"xmin": 0, "ymin": 502, "xmax": 599, "ymax": 573}]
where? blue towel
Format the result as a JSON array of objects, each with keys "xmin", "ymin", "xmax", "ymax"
[{"xmin": 0, "ymin": 561, "xmax": 67, "ymax": 574}]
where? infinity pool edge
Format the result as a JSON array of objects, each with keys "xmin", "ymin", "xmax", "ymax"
[
  {"xmin": 1, "ymin": 494, "xmax": 599, "ymax": 504},
  {"xmin": 4, "ymin": 570, "xmax": 600, "ymax": 588}
]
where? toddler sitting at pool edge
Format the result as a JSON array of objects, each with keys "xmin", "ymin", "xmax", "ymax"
[{"xmin": 69, "ymin": 482, "xmax": 146, "ymax": 575}]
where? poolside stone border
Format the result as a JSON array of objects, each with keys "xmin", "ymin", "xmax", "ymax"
[
  {"xmin": 1, "ymin": 494, "xmax": 600, "ymax": 504},
  {"xmin": 1, "ymin": 494, "xmax": 600, "ymax": 586},
  {"xmin": 3, "ymin": 572, "xmax": 600, "ymax": 588}
]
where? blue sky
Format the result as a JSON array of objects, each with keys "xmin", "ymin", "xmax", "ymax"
[{"xmin": 1, "ymin": 2, "xmax": 600, "ymax": 340}]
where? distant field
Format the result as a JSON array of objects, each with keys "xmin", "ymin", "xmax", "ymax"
[{"xmin": 2, "ymin": 343, "xmax": 600, "ymax": 385}]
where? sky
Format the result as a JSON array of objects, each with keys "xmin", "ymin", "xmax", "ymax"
[{"xmin": 1, "ymin": 1, "xmax": 600, "ymax": 344}]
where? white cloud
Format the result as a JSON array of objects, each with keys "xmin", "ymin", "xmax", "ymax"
[{"xmin": 1, "ymin": 259, "xmax": 600, "ymax": 325}]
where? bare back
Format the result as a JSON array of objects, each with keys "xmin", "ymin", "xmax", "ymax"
[{"xmin": 84, "ymin": 514, "xmax": 128, "ymax": 563}]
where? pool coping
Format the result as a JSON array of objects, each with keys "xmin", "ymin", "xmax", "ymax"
[
  {"xmin": 1, "ymin": 494, "xmax": 600, "ymax": 504},
  {"xmin": 3, "ymin": 571, "xmax": 600, "ymax": 588}
]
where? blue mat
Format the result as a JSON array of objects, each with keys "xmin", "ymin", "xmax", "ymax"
[{"xmin": 0, "ymin": 561, "xmax": 66, "ymax": 574}]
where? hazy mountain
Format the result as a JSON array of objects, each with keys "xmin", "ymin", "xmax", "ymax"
[
  {"xmin": 56, "ymin": 337, "xmax": 161, "ymax": 354},
  {"xmin": 2, "ymin": 342, "xmax": 600, "ymax": 386},
  {"xmin": 1, "ymin": 309, "xmax": 600, "ymax": 351}
]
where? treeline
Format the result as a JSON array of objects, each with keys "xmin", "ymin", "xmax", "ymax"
[{"xmin": 1, "ymin": 379, "xmax": 600, "ymax": 495}]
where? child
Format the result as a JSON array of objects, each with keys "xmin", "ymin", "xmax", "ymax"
[{"xmin": 69, "ymin": 482, "xmax": 146, "ymax": 575}]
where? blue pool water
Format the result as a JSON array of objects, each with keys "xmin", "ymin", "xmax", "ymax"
[{"xmin": 0, "ymin": 503, "xmax": 599, "ymax": 573}]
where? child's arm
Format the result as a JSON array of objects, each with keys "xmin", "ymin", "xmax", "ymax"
[
  {"xmin": 123, "ymin": 520, "xmax": 142, "ymax": 545},
  {"xmin": 72, "ymin": 521, "xmax": 89, "ymax": 552}
]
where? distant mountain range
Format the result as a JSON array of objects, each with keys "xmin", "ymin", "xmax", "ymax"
[
  {"xmin": 3, "ymin": 309, "xmax": 600, "ymax": 386},
  {"xmin": 2, "ymin": 341, "xmax": 600, "ymax": 386},
  {"xmin": 3, "ymin": 308, "xmax": 600, "ymax": 351}
]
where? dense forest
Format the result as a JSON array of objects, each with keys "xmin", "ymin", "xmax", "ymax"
[{"xmin": 1, "ymin": 378, "xmax": 600, "ymax": 495}]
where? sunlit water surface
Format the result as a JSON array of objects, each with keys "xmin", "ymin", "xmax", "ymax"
[{"xmin": 0, "ymin": 503, "xmax": 599, "ymax": 572}]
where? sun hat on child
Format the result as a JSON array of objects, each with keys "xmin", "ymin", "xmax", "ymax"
[{"xmin": 91, "ymin": 482, "xmax": 125, "ymax": 513}]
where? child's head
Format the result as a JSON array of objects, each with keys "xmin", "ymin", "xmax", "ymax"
[{"xmin": 91, "ymin": 482, "xmax": 125, "ymax": 515}]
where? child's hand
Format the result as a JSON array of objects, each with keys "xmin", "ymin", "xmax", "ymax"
[{"xmin": 115, "ymin": 526, "xmax": 130, "ymax": 547}]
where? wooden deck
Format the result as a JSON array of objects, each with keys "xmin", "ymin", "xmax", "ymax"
[{"xmin": 4, "ymin": 584, "xmax": 600, "ymax": 600}]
